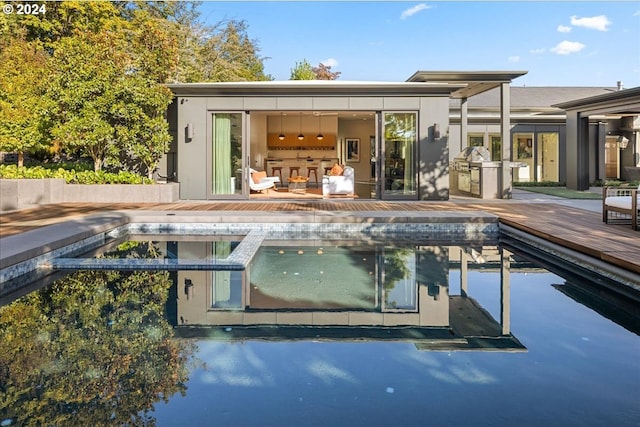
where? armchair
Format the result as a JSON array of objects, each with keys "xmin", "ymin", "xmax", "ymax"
[
  {"xmin": 602, "ymin": 185, "xmax": 639, "ymax": 230},
  {"xmin": 249, "ymin": 168, "xmax": 280, "ymax": 194},
  {"xmin": 322, "ymin": 165, "xmax": 355, "ymax": 198}
]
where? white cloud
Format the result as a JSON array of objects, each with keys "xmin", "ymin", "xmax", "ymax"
[
  {"xmin": 557, "ymin": 25, "xmax": 572, "ymax": 33},
  {"xmin": 634, "ymin": 10, "xmax": 640, "ymax": 16},
  {"xmin": 530, "ymin": 48, "xmax": 546, "ymax": 54},
  {"xmin": 321, "ymin": 58, "xmax": 339, "ymax": 68},
  {"xmin": 508, "ymin": 56, "xmax": 520, "ymax": 63},
  {"xmin": 570, "ymin": 15, "xmax": 611, "ymax": 31},
  {"xmin": 401, "ymin": 3, "xmax": 432, "ymax": 19},
  {"xmin": 550, "ymin": 40, "xmax": 586, "ymax": 55}
]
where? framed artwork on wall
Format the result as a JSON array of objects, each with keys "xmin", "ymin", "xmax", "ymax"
[{"xmin": 346, "ymin": 138, "xmax": 360, "ymax": 162}]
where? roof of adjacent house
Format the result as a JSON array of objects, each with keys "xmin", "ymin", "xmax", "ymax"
[{"xmin": 452, "ymin": 86, "xmax": 617, "ymax": 110}]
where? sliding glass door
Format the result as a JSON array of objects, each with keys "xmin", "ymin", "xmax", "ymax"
[
  {"xmin": 381, "ymin": 112, "xmax": 418, "ymax": 199},
  {"xmin": 209, "ymin": 112, "xmax": 245, "ymax": 198}
]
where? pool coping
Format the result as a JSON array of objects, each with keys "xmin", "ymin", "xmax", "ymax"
[
  {"xmin": 0, "ymin": 209, "xmax": 499, "ymax": 297},
  {"xmin": 0, "ymin": 209, "xmax": 498, "ymax": 269}
]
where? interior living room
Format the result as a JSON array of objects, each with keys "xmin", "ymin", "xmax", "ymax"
[{"xmin": 248, "ymin": 111, "xmax": 376, "ymax": 199}]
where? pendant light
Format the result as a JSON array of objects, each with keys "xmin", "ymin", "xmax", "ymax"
[
  {"xmin": 297, "ymin": 113, "xmax": 304, "ymax": 140},
  {"xmin": 316, "ymin": 114, "xmax": 324, "ymax": 140},
  {"xmin": 278, "ymin": 112, "xmax": 285, "ymax": 140}
]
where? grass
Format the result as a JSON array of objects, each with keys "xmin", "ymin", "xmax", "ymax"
[{"xmin": 517, "ymin": 186, "xmax": 602, "ymax": 199}]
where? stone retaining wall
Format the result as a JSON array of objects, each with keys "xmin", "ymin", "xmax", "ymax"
[{"xmin": 0, "ymin": 179, "xmax": 179, "ymax": 211}]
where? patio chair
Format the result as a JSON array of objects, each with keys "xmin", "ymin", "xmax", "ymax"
[
  {"xmin": 602, "ymin": 184, "xmax": 639, "ymax": 230},
  {"xmin": 249, "ymin": 168, "xmax": 280, "ymax": 194},
  {"xmin": 322, "ymin": 164, "xmax": 355, "ymax": 198}
]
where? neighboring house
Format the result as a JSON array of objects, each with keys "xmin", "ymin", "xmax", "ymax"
[
  {"xmin": 163, "ymin": 71, "xmax": 639, "ymax": 200},
  {"xmin": 447, "ymin": 86, "xmax": 624, "ymax": 184}
]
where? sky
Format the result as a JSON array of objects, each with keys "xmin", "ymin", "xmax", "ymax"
[{"xmin": 198, "ymin": 1, "xmax": 640, "ymax": 88}]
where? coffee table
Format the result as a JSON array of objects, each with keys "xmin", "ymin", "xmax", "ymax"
[{"xmin": 288, "ymin": 176, "xmax": 309, "ymax": 194}]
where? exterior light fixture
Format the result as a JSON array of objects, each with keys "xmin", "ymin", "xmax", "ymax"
[
  {"xmin": 317, "ymin": 114, "xmax": 324, "ymax": 140},
  {"xmin": 278, "ymin": 113, "xmax": 285, "ymax": 140},
  {"xmin": 297, "ymin": 113, "xmax": 304, "ymax": 140},
  {"xmin": 617, "ymin": 135, "xmax": 629, "ymax": 149}
]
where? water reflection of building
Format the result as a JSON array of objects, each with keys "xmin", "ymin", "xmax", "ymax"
[{"xmin": 169, "ymin": 241, "xmax": 527, "ymax": 352}]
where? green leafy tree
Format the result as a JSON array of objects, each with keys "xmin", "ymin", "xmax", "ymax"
[
  {"xmin": 191, "ymin": 19, "xmax": 271, "ymax": 82},
  {"xmin": 48, "ymin": 31, "xmax": 173, "ymax": 174},
  {"xmin": 290, "ymin": 59, "xmax": 316, "ymax": 80},
  {"xmin": 0, "ymin": 37, "xmax": 52, "ymax": 166},
  {"xmin": 0, "ymin": 264, "xmax": 193, "ymax": 425},
  {"xmin": 6, "ymin": 0, "xmax": 122, "ymax": 46}
]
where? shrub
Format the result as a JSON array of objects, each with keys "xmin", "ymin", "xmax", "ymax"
[{"xmin": 0, "ymin": 164, "xmax": 153, "ymax": 184}]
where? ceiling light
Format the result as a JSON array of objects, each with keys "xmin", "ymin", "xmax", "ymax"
[
  {"xmin": 278, "ymin": 113, "xmax": 285, "ymax": 140},
  {"xmin": 297, "ymin": 113, "xmax": 304, "ymax": 140},
  {"xmin": 317, "ymin": 115, "xmax": 324, "ymax": 140}
]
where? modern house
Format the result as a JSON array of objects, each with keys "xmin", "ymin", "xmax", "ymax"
[{"xmin": 163, "ymin": 71, "xmax": 639, "ymax": 200}]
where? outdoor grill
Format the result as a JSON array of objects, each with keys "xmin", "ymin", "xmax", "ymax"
[{"xmin": 451, "ymin": 146, "xmax": 521, "ymax": 199}]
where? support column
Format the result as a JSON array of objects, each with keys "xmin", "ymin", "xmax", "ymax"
[
  {"xmin": 460, "ymin": 248, "xmax": 468, "ymax": 297},
  {"xmin": 500, "ymin": 247, "xmax": 511, "ymax": 335},
  {"xmin": 500, "ymin": 83, "xmax": 512, "ymax": 199},
  {"xmin": 460, "ymin": 97, "xmax": 468, "ymax": 152},
  {"xmin": 596, "ymin": 122, "xmax": 607, "ymax": 182}
]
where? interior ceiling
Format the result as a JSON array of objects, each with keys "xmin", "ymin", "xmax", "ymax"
[{"xmin": 267, "ymin": 111, "xmax": 376, "ymax": 121}]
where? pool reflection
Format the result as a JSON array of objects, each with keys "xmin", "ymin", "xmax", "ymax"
[{"xmin": 171, "ymin": 242, "xmax": 527, "ymax": 352}]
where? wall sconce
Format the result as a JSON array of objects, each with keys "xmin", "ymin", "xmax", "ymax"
[
  {"xmin": 617, "ymin": 135, "xmax": 629, "ymax": 149},
  {"xmin": 185, "ymin": 123, "xmax": 194, "ymax": 141},
  {"xmin": 433, "ymin": 123, "xmax": 441, "ymax": 139},
  {"xmin": 184, "ymin": 278, "xmax": 194, "ymax": 300}
]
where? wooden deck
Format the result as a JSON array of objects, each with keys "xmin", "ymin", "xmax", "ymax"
[{"xmin": 1, "ymin": 200, "xmax": 639, "ymax": 275}]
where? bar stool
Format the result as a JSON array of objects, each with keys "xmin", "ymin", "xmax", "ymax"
[
  {"xmin": 289, "ymin": 166, "xmax": 300, "ymax": 180},
  {"xmin": 307, "ymin": 166, "xmax": 318, "ymax": 187},
  {"xmin": 271, "ymin": 166, "xmax": 283, "ymax": 182}
]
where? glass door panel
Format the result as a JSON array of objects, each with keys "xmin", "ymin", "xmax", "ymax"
[
  {"xmin": 490, "ymin": 135, "xmax": 501, "ymax": 161},
  {"xmin": 604, "ymin": 136, "xmax": 620, "ymax": 179},
  {"xmin": 537, "ymin": 133, "xmax": 559, "ymax": 182},
  {"xmin": 382, "ymin": 112, "xmax": 417, "ymax": 199},
  {"xmin": 513, "ymin": 133, "xmax": 533, "ymax": 182},
  {"xmin": 211, "ymin": 112, "xmax": 243, "ymax": 197}
]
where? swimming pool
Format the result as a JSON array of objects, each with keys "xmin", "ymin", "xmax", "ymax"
[{"xmin": 0, "ymin": 236, "xmax": 638, "ymax": 427}]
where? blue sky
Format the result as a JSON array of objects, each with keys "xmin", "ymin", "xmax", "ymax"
[{"xmin": 199, "ymin": 1, "xmax": 640, "ymax": 88}]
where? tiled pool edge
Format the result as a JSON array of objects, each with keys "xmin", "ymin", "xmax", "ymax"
[
  {"xmin": 51, "ymin": 228, "xmax": 268, "ymax": 272},
  {"xmin": 0, "ymin": 210, "xmax": 500, "ymax": 297}
]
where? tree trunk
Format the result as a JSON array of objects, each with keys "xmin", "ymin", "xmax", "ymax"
[
  {"xmin": 94, "ymin": 158, "xmax": 102, "ymax": 172},
  {"xmin": 17, "ymin": 152, "xmax": 24, "ymax": 168}
]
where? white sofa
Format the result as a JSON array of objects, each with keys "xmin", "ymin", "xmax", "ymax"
[
  {"xmin": 322, "ymin": 166, "xmax": 355, "ymax": 198},
  {"xmin": 603, "ymin": 184, "xmax": 639, "ymax": 230}
]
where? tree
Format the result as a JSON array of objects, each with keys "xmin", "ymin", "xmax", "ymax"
[
  {"xmin": 190, "ymin": 19, "xmax": 271, "ymax": 82},
  {"xmin": 312, "ymin": 63, "xmax": 341, "ymax": 80},
  {"xmin": 0, "ymin": 242, "xmax": 194, "ymax": 426},
  {"xmin": 0, "ymin": 38, "xmax": 52, "ymax": 166},
  {"xmin": 48, "ymin": 31, "xmax": 173, "ymax": 174},
  {"xmin": 290, "ymin": 59, "xmax": 315, "ymax": 80}
]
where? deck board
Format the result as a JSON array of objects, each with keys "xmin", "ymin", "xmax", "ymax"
[{"xmin": 1, "ymin": 200, "xmax": 639, "ymax": 274}]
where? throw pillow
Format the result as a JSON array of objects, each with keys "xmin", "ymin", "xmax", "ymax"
[
  {"xmin": 252, "ymin": 171, "xmax": 267, "ymax": 183},
  {"xmin": 330, "ymin": 164, "xmax": 344, "ymax": 176}
]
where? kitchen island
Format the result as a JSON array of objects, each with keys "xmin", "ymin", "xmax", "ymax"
[{"xmin": 265, "ymin": 157, "xmax": 339, "ymax": 185}]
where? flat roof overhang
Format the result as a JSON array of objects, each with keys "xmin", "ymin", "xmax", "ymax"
[
  {"xmin": 167, "ymin": 80, "xmax": 468, "ymax": 97},
  {"xmin": 406, "ymin": 70, "xmax": 529, "ymax": 98},
  {"xmin": 552, "ymin": 86, "xmax": 640, "ymax": 116}
]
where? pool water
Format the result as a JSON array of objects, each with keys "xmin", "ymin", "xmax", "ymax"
[{"xmin": 0, "ymin": 240, "xmax": 638, "ymax": 427}]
